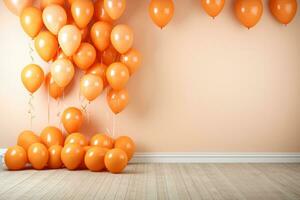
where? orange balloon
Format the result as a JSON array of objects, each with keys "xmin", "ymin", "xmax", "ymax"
[
  {"xmin": 114, "ymin": 136, "xmax": 135, "ymax": 161},
  {"xmin": 86, "ymin": 62, "xmax": 108, "ymax": 87},
  {"xmin": 104, "ymin": 148, "xmax": 128, "ymax": 173},
  {"xmin": 77, "ymin": 145, "xmax": 92, "ymax": 169},
  {"xmin": 234, "ymin": 0, "xmax": 263, "ymax": 29},
  {"xmin": 61, "ymin": 143, "xmax": 84, "ymax": 170},
  {"xmin": 107, "ymin": 87, "xmax": 129, "ymax": 114},
  {"xmin": 17, "ymin": 130, "xmax": 41, "ymax": 151},
  {"xmin": 90, "ymin": 21, "xmax": 112, "ymax": 52},
  {"xmin": 80, "ymin": 74, "xmax": 103, "ymax": 101},
  {"xmin": 90, "ymin": 133, "xmax": 114, "ymax": 149},
  {"xmin": 55, "ymin": 48, "xmax": 72, "ymax": 61},
  {"xmin": 61, "ymin": 107, "xmax": 84, "ymax": 133},
  {"xmin": 42, "ymin": 4, "xmax": 67, "ymax": 35},
  {"xmin": 4, "ymin": 0, "xmax": 33, "ymax": 16},
  {"xmin": 103, "ymin": 0, "xmax": 126, "ymax": 20},
  {"xmin": 201, "ymin": 0, "xmax": 225, "ymax": 18},
  {"xmin": 20, "ymin": 7, "xmax": 43, "ymax": 38},
  {"xmin": 50, "ymin": 58, "xmax": 75, "ymax": 87},
  {"xmin": 48, "ymin": 145, "xmax": 63, "ymax": 169},
  {"xmin": 120, "ymin": 48, "xmax": 142, "ymax": 75},
  {"xmin": 269, "ymin": 0, "xmax": 297, "ymax": 25},
  {"xmin": 34, "ymin": 31, "xmax": 58, "ymax": 61},
  {"xmin": 71, "ymin": 0, "xmax": 94, "ymax": 29},
  {"xmin": 84, "ymin": 147, "xmax": 107, "ymax": 171},
  {"xmin": 40, "ymin": 126, "xmax": 64, "ymax": 148},
  {"xmin": 45, "ymin": 73, "xmax": 64, "ymax": 99},
  {"xmin": 28, "ymin": 143, "xmax": 49, "ymax": 170},
  {"xmin": 58, "ymin": 25, "xmax": 82, "ymax": 56},
  {"xmin": 21, "ymin": 64, "xmax": 44, "ymax": 93},
  {"xmin": 94, "ymin": 0, "xmax": 114, "ymax": 23},
  {"xmin": 5, "ymin": 146, "xmax": 27, "ymax": 170},
  {"xmin": 40, "ymin": 0, "xmax": 65, "ymax": 10},
  {"xmin": 106, "ymin": 62, "xmax": 129, "ymax": 90},
  {"xmin": 73, "ymin": 43, "xmax": 96, "ymax": 70},
  {"xmin": 111, "ymin": 24, "xmax": 133, "ymax": 54},
  {"xmin": 100, "ymin": 44, "xmax": 119, "ymax": 66},
  {"xmin": 64, "ymin": 133, "xmax": 88, "ymax": 147},
  {"xmin": 149, "ymin": 0, "xmax": 174, "ymax": 29}
]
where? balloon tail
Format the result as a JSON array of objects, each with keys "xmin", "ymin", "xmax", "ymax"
[{"xmin": 28, "ymin": 93, "xmax": 35, "ymax": 129}]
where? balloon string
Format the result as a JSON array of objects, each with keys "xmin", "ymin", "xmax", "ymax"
[
  {"xmin": 28, "ymin": 93, "xmax": 35, "ymax": 129},
  {"xmin": 47, "ymin": 85, "xmax": 50, "ymax": 125},
  {"xmin": 28, "ymin": 40, "xmax": 34, "ymax": 62},
  {"xmin": 112, "ymin": 114, "xmax": 116, "ymax": 138}
]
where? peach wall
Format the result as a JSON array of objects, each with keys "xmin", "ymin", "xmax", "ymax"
[{"xmin": 0, "ymin": 0, "xmax": 300, "ymax": 152}]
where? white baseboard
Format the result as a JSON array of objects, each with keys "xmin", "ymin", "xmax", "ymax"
[{"xmin": 1, "ymin": 148, "xmax": 300, "ymax": 163}]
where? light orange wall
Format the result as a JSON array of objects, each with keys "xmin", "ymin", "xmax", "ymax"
[{"xmin": 0, "ymin": 0, "xmax": 300, "ymax": 152}]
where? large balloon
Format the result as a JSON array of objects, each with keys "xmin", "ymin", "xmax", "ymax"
[
  {"xmin": 104, "ymin": 148, "xmax": 128, "ymax": 173},
  {"xmin": 107, "ymin": 88, "xmax": 129, "ymax": 114},
  {"xmin": 64, "ymin": 132, "xmax": 88, "ymax": 147},
  {"xmin": 48, "ymin": 145, "xmax": 63, "ymax": 169},
  {"xmin": 201, "ymin": 0, "xmax": 225, "ymax": 18},
  {"xmin": 90, "ymin": 21, "xmax": 112, "ymax": 52},
  {"xmin": 80, "ymin": 74, "xmax": 103, "ymax": 101},
  {"xmin": 40, "ymin": 0, "xmax": 65, "ymax": 10},
  {"xmin": 111, "ymin": 24, "xmax": 133, "ymax": 54},
  {"xmin": 114, "ymin": 136, "xmax": 135, "ymax": 161},
  {"xmin": 40, "ymin": 126, "xmax": 64, "ymax": 148},
  {"xmin": 61, "ymin": 143, "xmax": 84, "ymax": 170},
  {"xmin": 27, "ymin": 143, "xmax": 49, "ymax": 170},
  {"xmin": 4, "ymin": 146, "xmax": 27, "ymax": 170},
  {"xmin": 148, "ymin": 0, "xmax": 174, "ymax": 29},
  {"xmin": 71, "ymin": 0, "xmax": 94, "ymax": 28},
  {"xmin": 4, "ymin": 0, "xmax": 33, "ymax": 16},
  {"xmin": 94, "ymin": 0, "xmax": 113, "ymax": 23},
  {"xmin": 84, "ymin": 147, "xmax": 107, "ymax": 172},
  {"xmin": 20, "ymin": 7, "xmax": 43, "ymax": 38},
  {"xmin": 50, "ymin": 58, "xmax": 75, "ymax": 87},
  {"xmin": 61, "ymin": 107, "xmax": 83, "ymax": 133},
  {"xmin": 103, "ymin": 0, "xmax": 126, "ymax": 20},
  {"xmin": 87, "ymin": 63, "xmax": 108, "ymax": 88},
  {"xmin": 73, "ymin": 43, "xmax": 96, "ymax": 70},
  {"xmin": 45, "ymin": 73, "xmax": 64, "ymax": 99},
  {"xmin": 34, "ymin": 31, "xmax": 58, "ymax": 61},
  {"xmin": 234, "ymin": 0, "xmax": 263, "ymax": 29},
  {"xmin": 42, "ymin": 5, "xmax": 67, "ymax": 35},
  {"xmin": 58, "ymin": 25, "xmax": 82, "ymax": 56},
  {"xmin": 120, "ymin": 48, "xmax": 142, "ymax": 75},
  {"xmin": 106, "ymin": 62, "xmax": 129, "ymax": 90},
  {"xmin": 90, "ymin": 133, "xmax": 114, "ymax": 149},
  {"xmin": 101, "ymin": 44, "xmax": 119, "ymax": 66},
  {"xmin": 21, "ymin": 64, "xmax": 44, "ymax": 93},
  {"xmin": 17, "ymin": 130, "xmax": 41, "ymax": 151},
  {"xmin": 269, "ymin": 0, "xmax": 297, "ymax": 25}
]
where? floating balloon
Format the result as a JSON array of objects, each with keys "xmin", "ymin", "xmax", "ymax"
[
  {"xmin": 40, "ymin": 126, "xmax": 64, "ymax": 148},
  {"xmin": 94, "ymin": 0, "xmax": 114, "ymax": 23},
  {"xmin": 90, "ymin": 21, "xmax": 112, "ymax": 52},
  {"xmin": 61, "ymin": 143, "xmax": 84, "ymax": 170},
  {"xmin": 58, "ymin": 25, "xmax": 82, "ymax": 56},
  {"xmin": 269, "ymin": 0, "xmax": 297, "ymax": 25},
  {"xmin": 45, "ymin": 73, "xmax": 64, "ymax": 99},
  {"xmin": 90, "ymin": 133, "xmax": 114, "ymax": 149},
  {"xmin": 40, "ymin": 0, "xmax": 65, "ymax": 10},
  {"xmin": 42, "ymin": 4, "xmax": 67, "ymax": 35},
  {"xmin": 84, "ymin": 147, "xmax": 107, "ymax": 172},
  {"xmin": 104, "ymin": 148, "xmax": 128, "ymax": 173},
  {"xmin": 71, "ymin": 0, "xmax": 94, "ymax": 28},
  {"xmin": 107, "ymin": 87, "xmax": 129, "ymax": 114},
  {"xmin": 114, "ymin": 136, "xmax": 135, "ymax": 161},
  {"xmin": 87, "ymin": 63, "xmax": 108, "ymax": 87},
  {"xmin": 64, "ymin": 132, "xmax": 88, "ymax": 147},
  {"xmin": 234, "ymin": 0, "xmax": 263, "ymax": 29},
  {"xmin": 106, "ymin": 62, "xmax": 129, "ymax": 90},
  {"xmin": 48, "ymin": 145, "xmax": 63, "ymax": 169},
  {"xmin": 21, "ymin": 64, "xmax": 44, "ymax": 93},
  {"xmin": 20, "ymin": 7, "xmax": 43, "ymax": 38},
  {"xmin": 201, "ymin": 0, "xmax": 225, "ymax": 18},
  {"xmin": 50, "ymin": 58, "xmax": 75, "ymax": 87},
  {"xmin": 34, "ymin": 31, "xmax": 58, "ymax": 61},
  {"xmin": 80, "ymin": 74, "xmax": 103, "ymax": 101},
  {"xmin": 61, "ymin": 107, "xmax": 83, "ymax": 133},
  {"xmin": 4, "ymin": 146, "xmax": 27, "ymax": 170},
  {"xmin": 120, "ymin": 48, "xmax": 142, "ymax": 75},
  {"xmin": 55, "ymin": 48, "xmax": 72, "ymax": 61},
  {"xmin": 111, "ymin": 24, "xmax": 133, "ymax": 54},
  {"xmin": 17, "ymin": 130, "xmax": 41, "ymax": 151},
  {"xmin": 4, "ymin": 0, "xmax": 33, "ymax": 16},
  {"xmin": 27, "ymin": 143, "xmax": 49, "ymax": 170},
  {"xmin": 73, "ymin": 43, "xmax": 96, "ymax": 70},
  {"xmin": 101, "ymin": 44, "xmax": 119, "ymax": 66},
  {"xmin": 149, "ymin": 0, "xmax": 174, "ymax": 29},
  {"xmin": 103, "ymin": 0, "xmax": 126, "ymax": 20}
]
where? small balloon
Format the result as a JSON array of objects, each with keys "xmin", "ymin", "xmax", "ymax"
[
  {"xmin": 20, "ymin": 7, "xmax": 43, "ymax": 38},
  {"xmin": 107, "ymin": 87, "xmax": 129, "ymax": 114},
  {"xmin": 73, "ymin": 43, "xmax": 96, "ymax": 70},
  {"xmin": 114, "ymin": 136, "xmax": 135, "ymax": 161},
  {"xmin": 4, "ymin": 0, "xmax": 33, "ymax": 16},
  {"xmin": 50, "ymin": 58, "xmax": 75, "ymax": 87},
  {"xmin": 48, "ymin": 145, "xmax": 63, "ymax": 169},
  {"xmin": 106, "ymin": 62, "xmax": 129, "ymax": 91},
  {"xmin": 269, "ymin": 0, "xmax": 297, "ymax": 25},
  {"xmin": 40, "ymin": 0, "xmax": 65, "ymax": 10},
  {"xmin": 80, "ymin": 74, "xmax": 103, "ymax": 101},
  {"xmin": 84, "ymin": 147, "xmax": 107, "ymax": 172},
  {"xmin": 71, "ymin": 0, "xmax": 94, "ymax": 29},
  {"xmin": 21, "ymin": 64, "xmax": 44, "ymax": 94},
  {"xmin": 34, "ymin": 31, "xmax": 59, "ymax": 61},
  {"xmin": 90, "ymin": 21, "xmax": 112, "ymax": 52},
  {"xmin": 5, "ymin": 146, "xmax": 27, "ymax": 170},
  {"xmin": 111, "ymin": 24, "xmax": 133, "ymax": 54},
  {"xmin": 94, "ymin": 0, "xmax": 114, "ymax": 23},
  {"xmin": 201, "ymin": 0, "xmax": 225, "ymax": 18},
  {"xmin": 100, "ymin": 44, "xmax": 119, "ymax": 66},
  {"xmin": 27, "ymin": 143, "xmax": 49, "ymax": 170},
  {"xmin": 40, "ymin": 126, "xmax": 64, "ymax": 148},
  {"xmin": 87, "ymin": 62, "xmax": 108, "ymax": 88},
  {"xmin": 17, "ymin": 130, "xmax": 41, "ymax": 151},
  {"xmin": 42, "ymin": 4, "xmax": 67, "ymax": 35},
  {"xmin": 148, "ymin": 0, "xmax": 174, "ymax": 29},
  {"xmin": 64, "ymin": 132, "xmax": 88, "ymax": 147},
  {"xmin": 61, "ymin": 143, "xmax": 84, "ymax": 170},
  {"xmin": 46, "ymin": 73, "xmax": 64, "ymax": 100},
  {"xmin": 90, "ymin": 133, "xmax": 114, "ymax": 149},
  {"xmin": 104, "ymin": 148, "xmax": 128, "ymax": 173},
  {"xmin": 61, "ymin": 107, "xmax": 83, "ymax": 133},
  {"xmin": 58, "ymin": 25, "xmax": 82, "ymax": 56},
  {"xmin": 120, "ymin": 48, "xmax": 142, "ymax": 75},
  {"xmin": 103, "ymin": 0, "xmax": 126, "ymax": 20}
]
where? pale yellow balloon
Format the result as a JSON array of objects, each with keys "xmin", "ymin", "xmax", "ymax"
[
  {"xmin": 43, "ymin": 5, "xmax": 67, "ymax": 35},
  {"xmin": 80, "ymin": 74, "xmax": 103, "ymax": 101},
  {"xmin": 110, "ymin": 24, "xmax": 133, "ymax": 54},
  {"xmin": 4, "ymin": 0, "xmax": 33, "ymax": 16},
  {"xmin": 58, "ymin": 25, "xmax": 82, "ymax": 56},
  {"xmin": 50, "ymin": 58, "xmax": 75, "ymax": 87}
]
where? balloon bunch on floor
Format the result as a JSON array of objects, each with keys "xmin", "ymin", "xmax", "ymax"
[{"xmin": 3, "ymin": 0, "xmax": 141, "ymax": 173}]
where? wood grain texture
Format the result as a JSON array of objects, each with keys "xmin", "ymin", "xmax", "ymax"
[{"xmin": 0, "ymin": 163, "xmax": 300, "ymax": 200}]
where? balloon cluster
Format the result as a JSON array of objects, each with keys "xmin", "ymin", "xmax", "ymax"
[{"xmin": 5, "ymin": 126, "xmax": 135, "ymax": 173}]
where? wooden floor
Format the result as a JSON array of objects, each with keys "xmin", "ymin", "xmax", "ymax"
[{"xmin": 0, "ymin": 163, "xmax": 300, "ymax": 200}]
